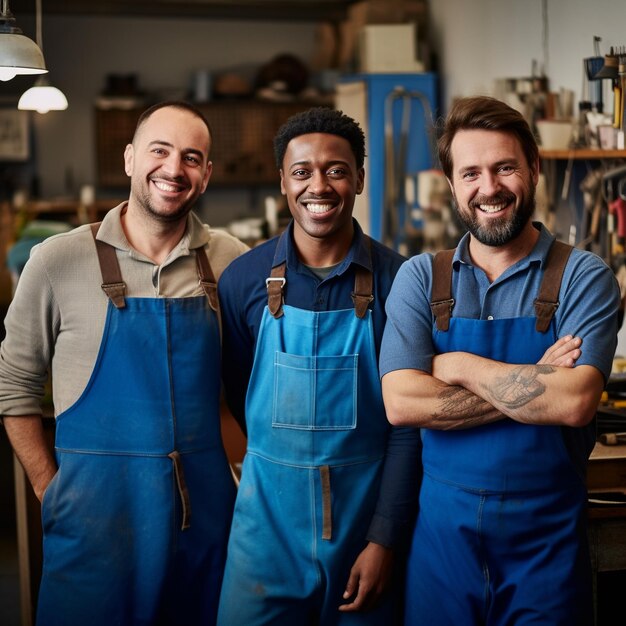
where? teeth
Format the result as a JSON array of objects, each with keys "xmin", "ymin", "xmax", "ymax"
[
  {"xmin": 479, "ymin": 203, "xmax": 505, "ymax": 213},
  {"xmin": 154, "ymin": 181, "xmax": 179, "ymax": 192},
  {"xmin": 305, "ymin": 202, "xmax": 333, "ymax": 214}
]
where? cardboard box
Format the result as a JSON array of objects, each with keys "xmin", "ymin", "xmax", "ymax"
[{"xmin": 358, "ymin": 23, "xmax": 423, "ymax": 73}]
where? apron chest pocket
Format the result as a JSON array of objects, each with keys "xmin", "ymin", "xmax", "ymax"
[{"xmin": 272, "ymin": 351, "xmax": 358, "ymax": 430}]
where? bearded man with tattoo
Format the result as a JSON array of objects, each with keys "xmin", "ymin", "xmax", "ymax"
[{"xmin": 380, "ymin": 96, "xmax": 620, "ymax": 626}]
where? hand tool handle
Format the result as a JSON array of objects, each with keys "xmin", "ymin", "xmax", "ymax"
[{"xmin": 609, "ymin": 197, "xmax": 626, "ymax": 238}]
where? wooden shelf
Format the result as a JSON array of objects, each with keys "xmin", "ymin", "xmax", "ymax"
[{"xmin": 540, "ymin": 148, "xmax": 626, "ymax": 160}]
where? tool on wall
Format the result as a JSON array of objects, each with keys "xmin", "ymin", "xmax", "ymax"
[
  {"xmin": 594, "ymin": 47, "xmax": 620, "ymax": 129},
  {"xmin": 383, "ymin": 86, "xmax": 436, "ymax": 254},
  {"xmin": 584, "ymin": 36, "xmax": 605, "ymax": 114},
  {"xmin": 578, "ymin": 168, "xmax": 604, "ymax": 251},
  {"xmin": 602, "ymin": 164, "xmax": 626, "ymax": 261},
  {"xmin": 618, "ymin": 50, "xmax": 626, "ymax": 148}
]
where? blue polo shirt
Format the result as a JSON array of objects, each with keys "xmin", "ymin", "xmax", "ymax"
[
  {"xmin": 380, "ymin": 222, "xmax": 620, "ymax": 476},
  {"xmin": 218, "ymin": 219, "xmax": 421, "ymax": 547}
]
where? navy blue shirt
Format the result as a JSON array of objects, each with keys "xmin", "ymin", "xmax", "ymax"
[{"xmin": 218, "ymin": 219, "xmax": 421, "ymax": 548}]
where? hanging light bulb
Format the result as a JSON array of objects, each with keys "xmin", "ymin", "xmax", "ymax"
[
  {"xmin": 0, "ymin": 0, "xmax": 47, "ymax": 81},
  {"xmin": 18, "ymin": 74, "xmax": 68, "ymax": 113},
  {"xmin": 17, "ymin": 0, "xmax": 67, "ymax": 113}
]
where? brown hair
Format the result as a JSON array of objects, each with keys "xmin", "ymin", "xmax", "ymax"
[{"xmin": 437, "ymin": 96, "xmax": 538, "ymax": 179}]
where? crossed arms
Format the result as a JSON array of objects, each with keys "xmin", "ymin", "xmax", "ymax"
[{"xmin": 382, "ymin": 335, "xmax": 605, "ymax": 430}]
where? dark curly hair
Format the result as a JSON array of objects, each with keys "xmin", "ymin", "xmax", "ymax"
[{"xmin": 273, "ymin": 107, "xmax": 366, "ymax": 170}]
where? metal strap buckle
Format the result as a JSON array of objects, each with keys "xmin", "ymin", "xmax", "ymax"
[{"xmin": 265, "ymin": 277, "xmax": 286, "ymax": 289}]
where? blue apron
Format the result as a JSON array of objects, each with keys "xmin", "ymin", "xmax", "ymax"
[
  {"xmin": 405, "ymin": 246, "xmax": 593, "ymax": 625},
  {"xmin": 217, "ymin": 241, "xmax": 392, "ymax": 625},
  {"xmin": 37, "ymin": 232, "xmax": 236, "ymax": 626}
]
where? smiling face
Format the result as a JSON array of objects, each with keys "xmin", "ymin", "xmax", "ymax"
[
  {"xmin": 124, "ymin": 106, "xmax": 212, "ymax": 225},
  {"xmin": 449, "ymin": 128, "xmax": 539, "ymax": 247},
  {"xmin": 280, "ymin": 132, "xmax": 364, "ymax": 263}
]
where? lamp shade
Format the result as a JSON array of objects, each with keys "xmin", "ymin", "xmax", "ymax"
[
  {"xmin": 0, "ymin": 31, "xmax": 47, "ymax": 81},
  {"xmin": 18, "ymin": 76, "xmax": 67, "ymax": 113},
  {"xmin": 0, "ymin": 0, "xmax": 47, "ymax": 81}
]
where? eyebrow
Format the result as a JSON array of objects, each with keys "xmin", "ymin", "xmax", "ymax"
[
  {"xmin": 288, "ymin": 159, "xmax": 351, "ymax": 169},
  {"xmin": 148, "ymin": 140, "xmax": 205, "ymax": 160},
  {"xmin": 458, "ymin": 158, "xmax": 520, "ymax": 173}
]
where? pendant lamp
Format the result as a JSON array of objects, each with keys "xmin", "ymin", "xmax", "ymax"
[
  {"xmin": 18, "ymin": 74, "xmax": 67, "ymax": 113},
  {"xmin": 18, "ymin": 0, "xmax": 67, "ymax": 113},
  {"xmin": 0, "ymin": 0, "xmax": 47, "ymax": 81}
]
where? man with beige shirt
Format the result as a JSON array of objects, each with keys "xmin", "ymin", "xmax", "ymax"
[{"xmin": 0, "ymin": 101, "xmax": 247, "ymax": 626}]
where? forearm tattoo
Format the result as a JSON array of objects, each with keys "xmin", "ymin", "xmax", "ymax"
[
  {"xmin": 433, "ymin": 385, "xmax": 499, "ymax": 429},
  {"xmin": 483, "ymin": 364, "xmax": 556, "ymax": 410}
]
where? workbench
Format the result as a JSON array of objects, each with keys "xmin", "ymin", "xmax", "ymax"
[{"xmin": 587, "ymin": 441, "xmax": 626, "ymax": 625}]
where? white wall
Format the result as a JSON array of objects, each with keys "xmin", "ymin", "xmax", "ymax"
[{"xmin": 430, "ymin": 0, "xmax": 626, "ymax": 110}]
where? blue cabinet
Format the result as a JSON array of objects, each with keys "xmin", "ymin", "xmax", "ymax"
[{"xmin": 336, "ymin": 72, "xmax": 438, "ymax": 248}]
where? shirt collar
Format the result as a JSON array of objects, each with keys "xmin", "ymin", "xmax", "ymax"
[
  {"xmin": 96, "ymin": 202, "xmax": 209, "ymax": 258},
  {"xmin": 274, "ymin": 219, "xmax": 372, "ymax": 276}
]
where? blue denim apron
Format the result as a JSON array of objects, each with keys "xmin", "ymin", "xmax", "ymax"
[
  {"xmin": 405, "ymin": 245, "xmax": 592, "ymax": 625},
  {"xmin": 217, "ymin": 240, "xmax": 392, "ymax": 625},
  {"xmin": 37, "ymin": 231, "xmax": 236, "ymax": 626}
]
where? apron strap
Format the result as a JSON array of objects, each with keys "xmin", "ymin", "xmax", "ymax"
[
  {"xmin": 266, "ymin": 232, "xmax": 375, "ymax": 319},
  {"xmin": 168, "ymin": 450, "xmax": 192, "ymax": 530},
  {"xmin": 91, "ymin": 223, "xmax": 221, "ymax": 313},
  {"xmin": 534, "ymin": 239, "xmax": 573, "ymax": 332},
  {"xmin": 430, "ymin": 240, "xmax": 573, "ymax": 334},
  {"xmin": 351, "ymin": 235, "xmax": 374, "ymax": 319},
  {"xmin": 320, "ymin": 465, "xmax": 332, "ymax": 541},
  {"xmin": 195, "ymin": 247, "xmax": 219, "ymax": 313},
  {"xmin": 429, "ymin": 248, "xmax": 456, "ymax": 331},
  {"xmin": 91, "ymin": 223, "xmax": 127, "ymax": 309},
  {"xmin": 352, "ymin": 266, "xmax": 374, "ymax": 319},
  {"xmin": 267, "ymin": 262, "xmax": 287, "ymax": 319}
]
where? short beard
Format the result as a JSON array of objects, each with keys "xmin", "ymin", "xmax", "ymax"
[
  {"xmin": 134, "ymin": 187, "xmax": 194, "ymax": 225},
  {"xmin": 455, "ymin": 188, "xmax": 535, "ymax": 247}
]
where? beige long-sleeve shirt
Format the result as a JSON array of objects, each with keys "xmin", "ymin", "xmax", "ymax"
[{"xmin": 0, "ymin": 202, "xmax": 248, "ymax": 418}]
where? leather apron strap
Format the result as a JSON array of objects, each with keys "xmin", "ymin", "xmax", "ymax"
[
  {"xmin": 91, "ymin": 223, "xmax": 127, "ymax": 309},
  {"xmin": 351, "ymin": 236, "xmax": 374, "ymax": 319},
  {"xmin": 533, "ymin": 240, "xmax": 573, "ymax": 332},
  {"xmin": 90, "ymin": 222, "xmax": 219, "ymax": 313},
  {"xmin": 266, "ymin": 232, "xmax": 374, "ymax": 319},
  {"xmin": 195, "ymin": 247, "xmax": 219, "ymax": 314},
  {"xmin": 168, "ymin": 450, "xmax": 192, "ymax": 530},
  {"xmin": 430, "ymin": 240, "xmax": 573, "ymax": 333},
  {"xmin": 319, "ymin": 465, "xmax": 332, "ymax": 540},
  {"xmin": 266, "ymin": 262, "xmax": 287, "ymax": 319},
  {"xmin": 430, "ymin": 248, "xmax": 456, "ymax": 331}
]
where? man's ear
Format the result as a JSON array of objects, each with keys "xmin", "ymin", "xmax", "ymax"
[
  {"xmin": 279, "ymin": 169, "xmax": 286, "ymax": 195},
  {"xmin": 123, "ymin": 144, "xmax": 134, "ymax": 178},
  {"xmin": 201, "ymin": 161, "xmax": 213, "ymax": 193}
]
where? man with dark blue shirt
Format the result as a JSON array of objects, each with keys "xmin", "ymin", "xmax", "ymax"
[{"xmin": 216, "ymin": 107, "xmax": 420, "ymax": 625}]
